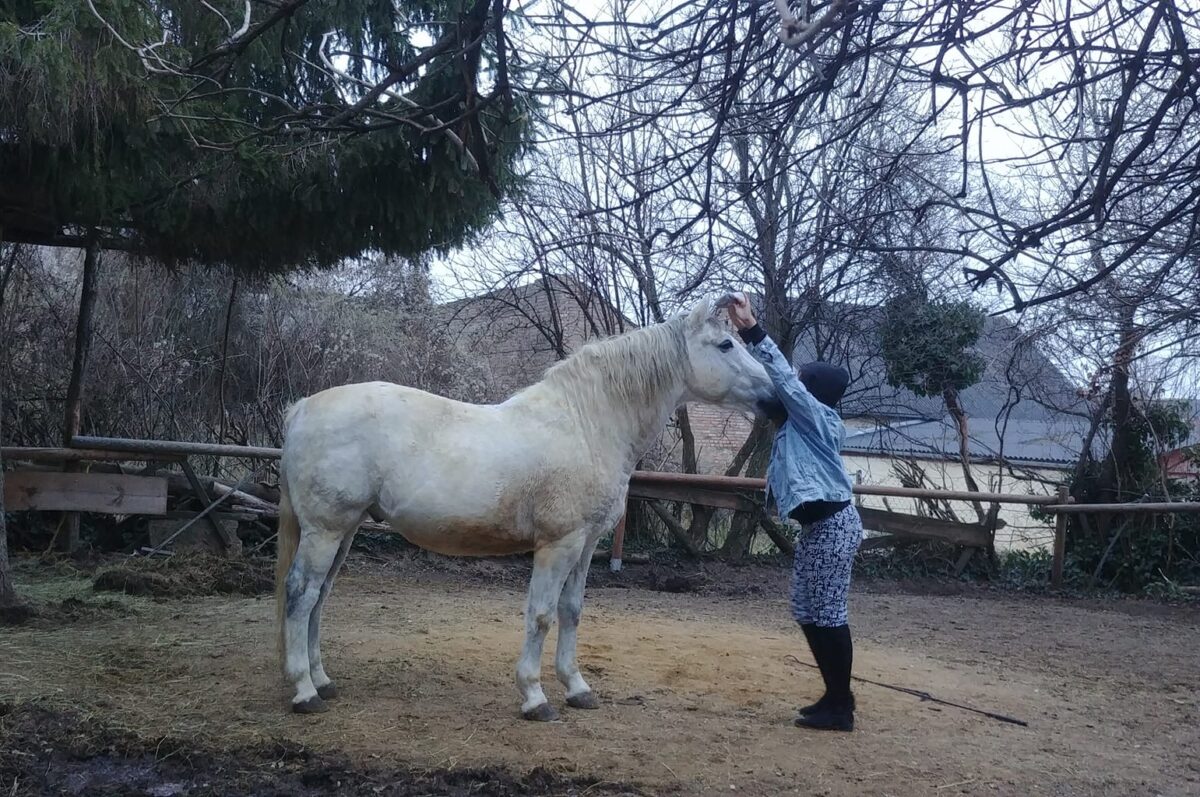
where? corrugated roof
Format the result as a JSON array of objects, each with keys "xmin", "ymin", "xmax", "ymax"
[{"xmin": 842, "ymin": 417, "xmax": 1094, "ymax": 467}]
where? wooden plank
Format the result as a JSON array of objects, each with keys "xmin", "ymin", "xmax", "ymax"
[
  {"xmin": 4, "ymin": 471, "xmax": 166, "ymax": 515},
  {"xmin": 857, "ymin": 507, "xmax": 991, "ymax": 548},
  {"xmin": 628, "ymin": 482, "xmax": 759, "ymax": 512}
]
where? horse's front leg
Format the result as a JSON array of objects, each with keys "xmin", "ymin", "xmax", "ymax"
[
  {"xmin": 556, "ymin": 535, "xmax": 601, "ymax": 710},
  {"xmin": 517, "ymin": 535, "xmax": 585, "ymax": 721}
]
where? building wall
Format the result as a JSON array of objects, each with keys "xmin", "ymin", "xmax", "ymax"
[
  {"xmin": 843, "ymin": 454, "xmax": 1064, "ymax": 551},
  {"xmin": 676, "ymin": 406, "xmax": 1063, "ymax": 551}
]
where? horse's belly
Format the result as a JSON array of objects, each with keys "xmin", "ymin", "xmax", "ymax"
[{"xmin": 395, "ymin": 519, "xmax": 535, "ymax": 557}]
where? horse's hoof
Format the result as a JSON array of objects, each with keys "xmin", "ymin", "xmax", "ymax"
[
  {"xmin": 522, "ymin": 702, "xmax": 560, "ymax": 722},
  {"xmin": 566, "ymin": 691, "xmax": 600, "ymax": 710},
  {"xmin": 292, "ymin": 695, "xmax": 329, "ymax": 714},
  {"xmin": 316, "ymin": 682, "xmax": 339, "ymax": 700}
]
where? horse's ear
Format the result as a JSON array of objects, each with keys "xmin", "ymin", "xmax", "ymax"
[{"xmin": 686, "ymin": 297, "xmax": 719, "ymax": 328}]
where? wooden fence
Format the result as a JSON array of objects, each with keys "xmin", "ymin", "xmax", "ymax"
[{"xmin": 4, "ymin": 436, "xmax": 1200, "ymax": 588}]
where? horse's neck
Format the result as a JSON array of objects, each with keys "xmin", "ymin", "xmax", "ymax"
[{"xmin": 521, "ymin": 327, "xmax": 686, "ymax": 473}]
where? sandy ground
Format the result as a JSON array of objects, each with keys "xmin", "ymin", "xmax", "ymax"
[{"xmin": 2, "ymin": 557, "xmax": 1199, "ymax": 796}]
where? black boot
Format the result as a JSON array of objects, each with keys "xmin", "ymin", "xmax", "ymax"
[
  {"xmin": 794, "ymin": 625, "xmax": 854, "ymax": 732},
  {"xmin": 797, "ymin": 624, "xmax": 858, "ymax": 716},
  {"xmin": 796, "ymin": 624, "xmax": 832, "ymax": 716}
]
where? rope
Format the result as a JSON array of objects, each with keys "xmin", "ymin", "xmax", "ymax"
[{"xmin": 783, "ymin": 655, "xmax": 1029, "ymax": 727}]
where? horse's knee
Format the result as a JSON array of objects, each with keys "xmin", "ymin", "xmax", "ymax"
[
  {"xmin": 558, "ymin": 599, "xmax": 582, "ymax": 628},
  {"xmin": 285, "ymin": 569, "xmax": 310, "ymax": 618},
  {"xmin": 531, "ymin": 609, "xmax": 554, "ymax": 634}
]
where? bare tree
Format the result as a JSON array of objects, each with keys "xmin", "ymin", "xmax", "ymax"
[{"xmin": 542, "ymin": 0, "xmax": 1200, "ymax": 311}]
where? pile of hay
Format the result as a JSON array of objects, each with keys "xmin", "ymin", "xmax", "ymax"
[{"xmin": 93, "ymin": 554, "xmax": 273, "ymax": 598}]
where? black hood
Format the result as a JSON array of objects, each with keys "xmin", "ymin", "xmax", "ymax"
[{"xmin": 798, "ymin": 361, "xmax": 849, "ymax": 409}]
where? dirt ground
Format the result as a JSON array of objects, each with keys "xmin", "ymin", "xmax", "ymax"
[{"xmin": 2, "ymin": 554, "xmax": 1198, "ymax": 796}]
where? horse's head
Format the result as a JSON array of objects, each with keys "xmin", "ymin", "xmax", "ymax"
[{"xmin": 678, "ymin": 297, "xmax": 783, "ymax": 419}]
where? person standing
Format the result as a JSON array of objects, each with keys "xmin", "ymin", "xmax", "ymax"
[{"xmin": 726, "ymin": 294, "xmax": 863, "ymax": 732}]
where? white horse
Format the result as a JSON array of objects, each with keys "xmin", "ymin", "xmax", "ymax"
[{"xmin": 275, "ymin": 297, "xmax": 779, "ymax": 719}]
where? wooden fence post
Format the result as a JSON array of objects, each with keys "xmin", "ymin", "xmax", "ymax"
[
  {"xmin": 1051, "ymin": 485, "xmax": 1071, "ymax": 588},
  {"xmin": 610, "ymin": 510, "xmax": 627, "ymax": 573}
]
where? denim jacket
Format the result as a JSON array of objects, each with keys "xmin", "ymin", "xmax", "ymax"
[{"xmin": 745, "ymin": 333, "xmax": 854, "ymax": 519}]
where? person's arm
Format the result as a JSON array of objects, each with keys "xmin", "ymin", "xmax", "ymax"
[{"xmin": 726, "ymin": 295, "xmax": 826, "ymax": 432}]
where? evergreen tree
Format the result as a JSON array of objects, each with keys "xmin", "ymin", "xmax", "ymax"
[{"xmin": 0, "ymin": 0, "xmax": 530, "ymax": 271}]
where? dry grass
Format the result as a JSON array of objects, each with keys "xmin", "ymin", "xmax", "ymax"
[{"xmin": 92, "ymin": 553, "xmax": 274, "ymax": 598}]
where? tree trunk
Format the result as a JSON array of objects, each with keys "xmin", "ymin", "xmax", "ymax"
[
  {"xmin": 1097, "ymin": 306, "xmax": 1139, "ymax": 503},
  {"xmin": 675, "ymin": 406, "xmax": 716, "ymax": 548},
  {"xmin": 721, "ymin": 428, "xmax": 772, "ymax": 559},
  {"xmin": 941, "ymin": 386, "xmax": 987, "ymax": 525},
  {"xmin": 213, "ymin": 277, "xmax": 239, "ymax": 477},
  {"xmin": 0, "ymin": 386, "xmax": 21, "ymax": 613},
  {"xmin": 59, "ymin": 235, "xmax": 102, "ymax": 553},
  {"xmin": 0, "ymin": 400, "xmax": 21, "ymax": 614},
  {"xmin": 0, "ymin": 231, "xmax": 29, "ymax": 617}
]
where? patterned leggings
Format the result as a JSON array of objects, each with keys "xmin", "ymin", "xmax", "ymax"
[{"xmin": 790, "ymin": 505, "xmax": 863, "ymax": 627}]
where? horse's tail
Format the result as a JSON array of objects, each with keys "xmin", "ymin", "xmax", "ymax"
[
  {"xmin": 275, "ymin": 478, "xmax": 300, "ymax": 673},
  {"xmin": 276, "ymin": 400, "xmax": 304, "ymax": 673}
]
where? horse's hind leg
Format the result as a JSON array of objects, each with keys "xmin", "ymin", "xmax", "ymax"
[
  {"xmin": 308, "ymin": 531, "xmax": 356, "ymax": 701},
  {"xmin": 556, "ymin": 537, "xmax": 600, "ymax": 710},
  {"xmin": 283, "ymin": 529, "xmax": 343, "ymax": 713},
  {"xmin": 517, "ymin": 535, "xmax": 586, "ymax": 721}
]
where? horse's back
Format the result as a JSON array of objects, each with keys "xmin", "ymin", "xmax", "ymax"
[{"xmin": 281, "ymin": 382, "xmax": 561, "ymax": 544}]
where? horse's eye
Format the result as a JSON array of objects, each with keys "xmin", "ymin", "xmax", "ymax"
[{"xmin": 718, "ymin": 340, "xmax": 734, "ymax": 352}]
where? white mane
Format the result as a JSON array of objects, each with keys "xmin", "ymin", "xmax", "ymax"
[{"xmin": 528, "ymin": 314, "xmax": 690, "ymax": 417}]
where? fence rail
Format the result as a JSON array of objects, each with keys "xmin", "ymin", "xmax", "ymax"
[{"xmin": 4, "ymin": 435, "xmax": 1199, "ymax": 589}]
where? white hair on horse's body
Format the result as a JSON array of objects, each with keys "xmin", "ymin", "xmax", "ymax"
[{"xmin": 275, "ymin": 296, "xmax": 778, "ymax": 719}]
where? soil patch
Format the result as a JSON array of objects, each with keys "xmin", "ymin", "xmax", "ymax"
[
  {"xmin": 6, "ymin": 556, "xmax": 1200, "ymax": 796},
  {"xmin": 0, "ymin": 703, "xmax": 645, "ymax": 797},
  {"xmin": 92, "ymin": 553, "xmax": 273, "ymax": 598}
]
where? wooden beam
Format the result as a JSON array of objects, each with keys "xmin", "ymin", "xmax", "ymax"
[
  {"xmin": 1, "ymin": 447, "xmax": 183, "ymax": 463},
  {"xmin": 631, "ymin": 469, "xmax": 1059, "ymax": 505},
  {"xmin": 72, "ymin": 436, "xmax": 282, "ymax": 460},
  {"xmin": 4, "ymin": 471, "xmax": 166, "ymax": 515},
  {"xmin": 1046, "ymin": 501, "xmax": 1200, "ymax": 514},
  {"xmin": 643, "ymin": 500, "xmax": 701, "ymax": 556},
  {"xmin": 757, "ymin": 515, "xmax": 796, "ymax": 557},
  {"xmin": 628, "ymin": 482, "xmax": 759, "ymax": 512},
  {"xmin": 181, "ymin": 460, "xmax": 243, "ymax": 556},
  {"xmin": 856, "ymin": 507, "xmax": 991, "ymax": 548},
  {"xmin": 631, "ymin": 471, "xmax": 764, "ymax": 491}
]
